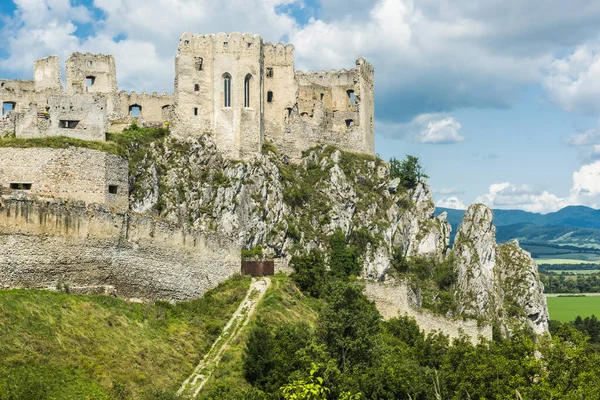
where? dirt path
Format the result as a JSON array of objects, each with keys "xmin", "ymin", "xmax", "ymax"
[{"xmin": 177, "ymin": 277, "xmax": 271, "ymax": 399}]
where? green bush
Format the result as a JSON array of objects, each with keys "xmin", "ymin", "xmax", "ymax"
[
  {"xmin": 290, "ymin": 250, "xmax": 327, "ymax": 298},
  {"xmin": 389, "ymin": 155, "xmax": 428, "ymax": 190}
]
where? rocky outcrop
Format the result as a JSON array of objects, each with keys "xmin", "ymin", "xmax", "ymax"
[
  {"xmin": 128, "ymin": 136, "xmax": 451, "ymax": 279},
  {"xmin": 496, "ymin": 241, "xmax": 549, "ymax": 336},
  {"xmin": 452, "ymin": 204, "xmax": 550, "ymax": 335},
  {"xmin": 453, "ymin": 204, "xmax": 500, "ymax": 319}
]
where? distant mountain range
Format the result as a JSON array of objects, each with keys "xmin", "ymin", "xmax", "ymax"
[{"xmin": 436, "ymin": 205, "xmax": 600, "ymax": 249}]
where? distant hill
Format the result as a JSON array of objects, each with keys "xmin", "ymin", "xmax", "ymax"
[{"xmin": 436, "ymin": 205, "xmax": 600, "ymax": 249}]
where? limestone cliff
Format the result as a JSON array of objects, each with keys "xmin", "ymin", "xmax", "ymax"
[
  {"xmin": 128, "ymin": 134, "xmax": 450, "ymax": 278},
  {"xmin": 452, "ymin": 204, "xmax": 549, "ymax": 335}
]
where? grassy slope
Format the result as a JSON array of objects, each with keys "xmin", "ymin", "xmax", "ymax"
[
  {"xmin": 546, "ymin": 296, "xmax": 600, "ymax": 322},
  {"xmin": 200, "ymin": 275, "xmax": 320, "ymax": 398},
  {"xmin": 0, "ymin": 275, "xmax": 250, "ymax": 399}
]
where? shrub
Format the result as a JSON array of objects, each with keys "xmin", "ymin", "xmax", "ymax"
[{"xmin": 291, "ymin": 250, "xmax": 327, "ymax": 298}]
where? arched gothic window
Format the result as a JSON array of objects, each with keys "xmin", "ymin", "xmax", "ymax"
[
  {"xmin": 244, "ymin": 74, "xmax": 252, "ymax": 108},
  {"xmin": 223, "ymin": 73, "xmax": 232, "ymax": 108}
]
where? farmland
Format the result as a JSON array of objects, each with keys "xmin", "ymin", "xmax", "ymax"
[{"xmin": 546, "ymin": 295, "xmax": 600, "ymax": 322}]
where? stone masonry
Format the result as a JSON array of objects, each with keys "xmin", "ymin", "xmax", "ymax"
[{"xmin": 0, "ymin": 32, "xmax": 375, "ymax": 160}]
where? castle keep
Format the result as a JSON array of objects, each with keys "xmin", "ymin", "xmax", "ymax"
[{"xmin": 1, "ymin": 32, "xmax": 375, "ymax": 161}]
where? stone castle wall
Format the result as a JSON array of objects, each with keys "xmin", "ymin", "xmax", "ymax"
[
  {"xmin": 0, "ymin": 147, "xmax": 128, "ymax": 213},
  {"xmin": 0, "ymin": 196, "xmax": 241, "ymax": 301},
  {"xmin": 364, "ymin": 281, "xmax": 492, "ymax": 344},
  {"xmin": 1, "ymin": 32, "xmax": 375, "ymax": 160}
]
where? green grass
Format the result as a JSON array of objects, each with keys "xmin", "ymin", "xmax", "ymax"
[
  {"xmin": 535, "ymin": 253, "xmax": 600, "ymax": 262},
  {"xmin": 201, "ymin": 275, "xmax": 320, "ymax": 398},
  {"xmin": 546, "ymin": 296, "xmax": 600, "ymax": 322},
  {"xmin": 537, "ymin": 259, "xmax": 599, "ymax": 265},
  {"xmin": 0, "ymin": 126, "xmax": 168, "ymax": 158},
  {"xmin": 0, "ymin": 275, "xmax": 250, "ymax": 399},
  {"xmin": 0, "ymin": 136, "xmax": 120, "ymax": 154},
  {"xmin": 557, "ymin": 270, "xmax": 600, "ymax": 275}
]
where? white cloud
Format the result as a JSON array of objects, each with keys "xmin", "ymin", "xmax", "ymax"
[
  {"xmin": 437, "ymin": 187, "xmax": 465, "ymax": 195},
  {"xmin": 475, "ymin": 161, "xmax": 600, "ymax": 213},
  {"xmin": 436, "ymin": 196, "xmax": 466, "ymax": 210},
  {"xmin": 544, "ymin": 45, "xmax": 600, "ymax": 115},
  {"xmin": 2, "ymin": 0, "xmax": 600, "ymax": 116},
  {"xmin": 414, "ymin": 114, "xmax": 464, "ymax": 144},
  {"xmin": 378, "ymin": 113, "xmax": 464, "ymax": 143}
]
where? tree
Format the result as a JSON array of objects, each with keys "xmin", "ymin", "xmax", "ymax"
[
  {"xmin": 329, "ymin": 229, "xmax": 361, "ymax": 278},
  {"xmin": 318, "ymin": 280, "xmax": 381, "ymax": 373},
  {"xmin": 243, "ymin": 320, "xmax": 276, "ymax": 388},
  {"xmin": 389, "ymin": 155, "xmax": 429, "ymax": 190},
  {"xmin": 291, "ymin": 250, "xmax": 327, "ymax": 297}
]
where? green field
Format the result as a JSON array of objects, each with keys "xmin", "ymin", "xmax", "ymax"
[
  {"xmin": 536, "ymin": 258, "xmax": 599, "ymax": 265},
  {"xmin": 546, "ymin": 296, "xmax": 600, "ymax": 322}
]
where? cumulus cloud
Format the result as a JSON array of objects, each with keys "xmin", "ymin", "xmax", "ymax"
[
  {"xmin": 413, "ymin": 114, "xmax": 464, "ymax": 144},
  {"xmin": 544, "ymin": 45, "xmax": 600, "ymax": 115},
  {"xmin": 3, "ymin": 0, "xmax": 599, "ymax": 117},
  {"xmin": 436, "ymin": 196, "xmax": 467, "ymax": 210},
  {"xmin": 378, "ymin": 113, "xmax": 464, "ymax": 143},
  {"xmin": 475, "ymin": 161, "xmax": 600, "ymax": 213},
  {"xmin": 437, "ymin": 187, "xmax": 465, "ymax": 195}
]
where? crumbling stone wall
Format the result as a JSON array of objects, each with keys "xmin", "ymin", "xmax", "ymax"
[
  {"xmin": 16, "ymin": 94, "xmax": 107, "ymax": 141},
  {"xmin": 364, "ymin": 281, "xmax": 492, "ymax": 344},
  {"xmin": 0, "ymin": 147, "xmax": 128, "ymax": 213},
  {"xmin": 0, "ymin": 196, "xmax": 240, "ymax": 301}
]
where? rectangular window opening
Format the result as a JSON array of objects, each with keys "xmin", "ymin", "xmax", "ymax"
[
  {"xmin": 87, "ymin": 60, "xmax": 92, "ymax": 67},
  {"xmin": 347, "ymin": 90, "xmax": 355, "ymax": 105},
  {"xmin": 86, "ymin": 76, "xmax": 95, "ymax": 89},
  {"xmin": 59, "ymin": 120, "xmax": 80, "ymax": 129},
  {"xmin": 223, "ymin": 41, "xmax": 228, "ymax": 49},
  {"xmin": 10, "ymin": 183, "xmax": 32, "ymax": 190},
  {"xmin": 2, "ymin": 102, "xmax": 15, "ymax": 117},
  {"xmin": 194, "ymin": 57, "xmax": 203, "ymax": 71},
  {"xmin": 194, "ymin": 83, "xmax": 200, "ymax": 92},
  {"xmin": 267, "ymin": 91, "xmax": 273, "ymax": 103},
  {"xmin": 108, "ymin": 185, "xmax": 118, "ymax": 194},
  {"xmin": 129, "ymin": 105, "xmax": 141, "ymax": 117},
  {"xmin": 266, "ymin": 67, "xmax": 273, "ymax": 78},
  {"xmin": 345, "ymin": 119, "xmax": 354, "ymax": 127},
  {"xmin": 194, "ymin": 107, "xmax": 198, "ymax": 116}
]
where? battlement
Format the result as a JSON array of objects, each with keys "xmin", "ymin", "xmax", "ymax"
[
  {"xmin": 263, "ymin": 42, "xmax": 295, "ymax": 64},
  {"xmin": 177, "ymin": 32, "xmax": 263, "ymax": 54},
  {"xmin": 295, "ymin": 68, "xmax": 356, "ymax": 87}
]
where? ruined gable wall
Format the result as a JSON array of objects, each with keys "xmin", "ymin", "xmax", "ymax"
[
  {"xmin": 0, "ymin": 196, "xmax": 240, "ymax": 301},
  {"xmin": 0, "ymin": 147, "xmax": 128, "ymax": 213},
  {"xmin": 1, "ymin": 80, "xmax": 36, "ymax": 130},
  {"xmin": 34, "ymin": 56, "xmax": 62, "ymax": 94},
  {"xmin": 263, "ymin": 43, "xmax": 296, "ymax": 145},
  {"xmin": 110, "ymin": 91, "xmax": 174, "ymax": 132},
  {"xmin": 66, "ymin": 53, "xmax": 121, "ymax": 120},
  {"xmin": 16, "ymin": 94, "xmax": 107, "ymax": 141},
  {"xmin": 267, "ymin": 62, "xmax": 374, "ymax": 160}
]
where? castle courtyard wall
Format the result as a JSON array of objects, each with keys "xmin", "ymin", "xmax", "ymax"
[
  {"xmin": 364, "ymin": 281, "xmax": 492, "ymax": 344},
  {"xmin": 0, "ymin": 147, "xmax": 128, "ymax": 212},
  {"xmin": 0, "ymin": 196, "xmax": 241, "ymax": 301}
]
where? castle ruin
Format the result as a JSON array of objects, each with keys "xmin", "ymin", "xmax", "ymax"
[{"xmin": 0, "ymin": 32, "xmax": 375, "ymax": 161}]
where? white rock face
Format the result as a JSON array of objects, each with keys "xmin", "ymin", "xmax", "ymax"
[
  {"xmin": 453, "ymin": 204, "xmax": 499, "ymax": 318},
  {"xmin": 452, "ymin": 204, "xmax": 550, "ymax": 335},
  {"xmin": 496, "ymin": 241, "xmax": 550, "ymax": 335}
]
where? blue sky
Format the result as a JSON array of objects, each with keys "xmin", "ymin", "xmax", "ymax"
[{"xmin": 2, "ymin": 0, "xmax": 600, "ymax": 213}]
